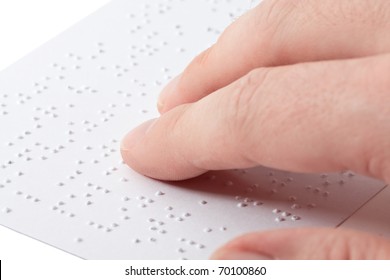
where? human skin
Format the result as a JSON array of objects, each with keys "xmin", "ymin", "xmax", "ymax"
[{"xmin": 121, "ymin": 0, "xmax": 390, "ymax": 259}]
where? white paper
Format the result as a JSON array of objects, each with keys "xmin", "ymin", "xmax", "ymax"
[{"xmin": 0, "ymin": 0, "xmax": 386, "ymax": 259}]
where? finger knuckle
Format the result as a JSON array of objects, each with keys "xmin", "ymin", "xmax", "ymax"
[{"xmin": 227, "ymin": 69, "xmax": 271, "ymax": 150}]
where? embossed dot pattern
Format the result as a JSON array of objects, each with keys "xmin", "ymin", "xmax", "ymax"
[{"xmin": 0, "ymin": 0, "xmax": 386, "ymax": 259}]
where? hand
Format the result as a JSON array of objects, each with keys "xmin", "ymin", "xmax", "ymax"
[{"xmin": 121, "ymin": 0, "xmax": 390, "ymax": 259}]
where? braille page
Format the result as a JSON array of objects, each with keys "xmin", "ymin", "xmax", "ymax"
[{"xmin": 0, "ymin": 0, "xmax": 386, "ymax": 260}]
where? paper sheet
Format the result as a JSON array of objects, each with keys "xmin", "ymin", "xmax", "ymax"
[{"xmin": 0, "ymin": 0, "xmax": 386, "ymax": 259}]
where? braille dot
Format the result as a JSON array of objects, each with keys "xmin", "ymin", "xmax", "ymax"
[
  {"xmin": 291, "ymin": 203, "xmax": 301, "ymax": 210},
  {"xmin": 281, "ymin": 211, "xmax": 291, "ymax": 217},
  {"xmin": 322, "ymin": 191, "xmax": 330, "ymax": 197},
  {"xmin": 307, "ymin": 203, "xmax": 317, "ymax": 209},
  {"xmin": 178, "ymin": 248, "xmax": 185, "ymax": 253},
  {"xmin": 203, "ymin": 228, "xmax": 212, "ymax": 233},
  {"xmin": 2, "ymin": 207, "xmax": 12, "ymax": 214},
  {"xmin": 291, "ymin": 215, "xmax": 301, "ymax": 221}
]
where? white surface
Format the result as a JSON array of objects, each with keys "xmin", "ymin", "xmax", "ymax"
[
  {"xmin": 0, "ymin": 0, "xmax": 110, "ymax": 71},
  {"xmin": 0, "ymin": 0, "xmax": 110, "ymax": 259},
  {"xmin": 0, "ymin": 0, "xmax": 389, "ymax": 260}
]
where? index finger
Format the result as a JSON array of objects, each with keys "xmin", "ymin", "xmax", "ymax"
[{"xmin": 158, "ymin": 0, "xmax": 390, "ymax": 113}]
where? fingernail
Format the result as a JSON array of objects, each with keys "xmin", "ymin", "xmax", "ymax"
[
  {"xmin": 211, "ymin": 250, "xmax": 273, "ymax": 260},
  {"xmin": 121, "ymin": 119, "xmax": 158, "ymax": 151},
  {"xmin": 158, "ymin": 74, "xmax": 181, "ymax": 113}
]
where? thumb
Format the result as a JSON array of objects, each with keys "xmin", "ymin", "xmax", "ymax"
[{"xmin": 211, "ymin": 228, "xmax": 390, "ymax": 260}]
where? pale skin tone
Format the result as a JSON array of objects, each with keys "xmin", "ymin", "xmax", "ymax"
[{"xmin": 121, "ymin": 0, "xmax": 390, "ymax": 259}]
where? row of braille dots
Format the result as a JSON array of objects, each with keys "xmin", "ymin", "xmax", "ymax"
[
  {"xmin": 0, "ymin": 171, "xmax": 24, "ymax": 187},
  {"xmin": 68, "ymin": 145, "xmax": 121, "ymax": 172},
  {"xmin": 87, "ymin": 220, "xmax": 120, "ymax": 233},
  {"xmin": 51, "ymin": 200, "xmax": 76, "ymax": 219},
  {"xmin": 229, "ymin": 170, "xmax": 296, "ymax": 196},
  {"xmin": 66, "ymin": 120, "xmax": 98, "ymax": 137},
  {"xmin": 3, "ymin": 140, "xmax": 113, "ymax": 170},
  {"xmin": 9, "ymin": 76, "xmax": 62, "ymax": 113},
  {"xmin": 4, "ymin": 105, "xmax": 51, "ymax": 145},
  {"xmin": 177, "ymin": 237, "xmax": 206, "ymax": 256},
  {"xmin": 263, "ymin": 172, "xmax": 296, "ymax": 196},
  {"xmin": 206, "ymin": 174, "xmax": 251, "ymax": 192},
  {"xmin": 206, "ymin": 26, "xmax": 222, "ymax": 35},
  {"xmin": 125, "ymin": 2, "xmax": 174, "ymax": 33},
  {"xmin": 51, "ymin": 188, "xmax": 110, "ymax": 221},
  {"xmin": 272, "ymin": 208, "xmax": 301, "ymax": 223},
  {"xmin": 52, "ymin": 42, "xmax": 106, "ymax": 73},
  {"xmin": 66, "ymin": 42, "xmax": 106, "ymax": 62},
  {"xmin": 14, "ymin": 83, "xmax": 52, "ymax": 106},
  {"xmin": 129, "ymin": 40, "xmax": 164, "ymax": 60},
  {"xmin": 302, "ymin": 173, "xmax": 355, "ymax": 198},
  {"xmin": 3, "ymin": 106, "xmax": 58, "ymax": 152},
  {"xmin": 165, "ymin": 209, "xmax": 191, "ymax": 222},
  {"xmin": 15, "ymin": 190, "xmax": 41, "ymax": 203},
  {"xmin": 288, "ymin": 195, "xmax": 316, "ymax": 215},
  {"xmin": 83, "ymin": 142, "xmax": 118, "ymax": 159},
  {"xmin": 66, "ymin": 85, "xmax": 99, "ymax": 95},
  {"xmin": 84, "ymin": 182, "xmax": 111, "ymax": 196},
  {"xmin": 234, "ymin": 195, "xmax": 263, "ymax": 208},
  {"xmin": 203, "ymin": 226, "xmax": 228, "ymax": 234},
  {"xmin": 55, "ymin": 169, "xmax": 84, "ymax": 185},
  {"xmin": 120, "ymin": 195, "xmax": 155, "ymax": 210},
  {"xmin": 8, "ymin": 143, "xmax": 66, "ymax": 167},
  {"xmin": 147, "ymin": 218, "xmax": 167, "ymax": 235}
]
